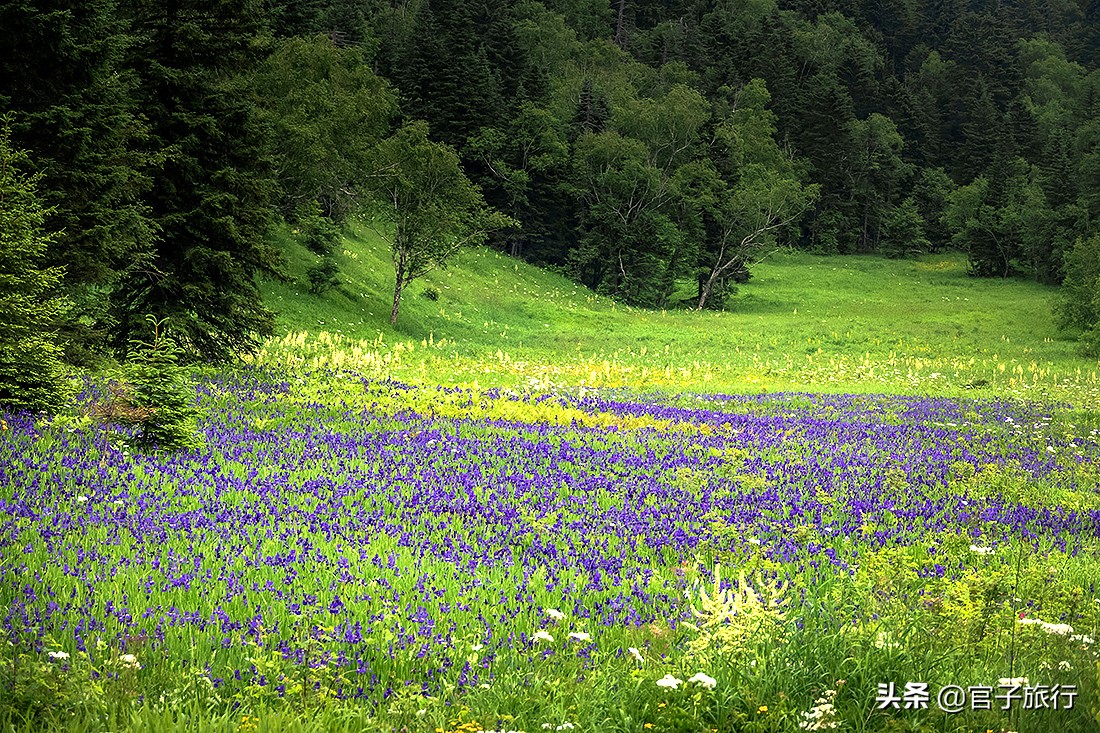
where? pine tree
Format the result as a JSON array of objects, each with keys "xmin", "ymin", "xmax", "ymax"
[
  {"xmin": 115, "ymin": 0, "xmax": 279, "ymax": 362},
  {"xmin": 0, "ymin": 0, "xmax": 155, "ymax": 364},
  {"xmin": 380, "ymin": 0, "xmax": 526, "ymax": 149},
  {"xmin": 0, "ymin": 123, "xmax": 71, "ymax": 414},
  {"xmin": 120, "ymin": 317, "xmax": 201, "ymax": 451}
]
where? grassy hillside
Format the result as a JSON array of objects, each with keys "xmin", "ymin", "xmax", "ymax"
[{"xmin": 260, "ymin": 220, "xmax": 1100, "ymax": 402}]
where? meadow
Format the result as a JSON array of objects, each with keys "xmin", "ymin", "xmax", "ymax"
[{"xmin": 2, "ymin": 224, "xmax": 1099, "ymax": 732}]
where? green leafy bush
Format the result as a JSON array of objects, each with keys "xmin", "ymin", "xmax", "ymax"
[
  {"xmin": 307, "ymin": 255, "xmax": 340, "ymax": 294},
  {"xmin": 1056, "ymin": 235, "xmax": 1100, "ymax": 356}
]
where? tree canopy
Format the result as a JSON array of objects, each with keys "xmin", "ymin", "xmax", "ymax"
[{"xmin": 2, "ymin": 0, "xmax": 1099, "ymax": 371}]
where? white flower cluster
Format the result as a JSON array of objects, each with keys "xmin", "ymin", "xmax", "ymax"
[
  {"xmin": 687, "ymin": 672, "xmax": 717, "ymax": 690},
  {"xmin": 969, "ymin": 544, "xmax": 995, "ymax": 555},
  {"xmin": 47, "ymin": 650, "xmax": 70, "ymax": 661},
  {"xmin": 655, "ymin": 672, "xmax": 717, "ymax": 690},
  {"xmin": 535, "ymin": 610, "xmax": 593, "ymax": 646},
  {"xmin": 1018, "ymin": 618, "xmax": 1074, "ymax": 636},
  {"xmin": 627, "ymin": 647, "xmax": 644, "ymax": 664},
  {"xmin": 872, "ymin": 631, "xmax": 897, "ymax": 650},
  {"xmin": 799, "ymin": 689, "xmax": 840, "ymax": 731},
  {"xmin": 118, "ymin": 653, "xmax": 141, "ymax": 670},
  {"xmin": 998, "ymin": 677, "xmax": 1029, "ymax": 687},
  {"xmin": 540, "ymin": 723, "xmax": 576, "ymax": 730}
]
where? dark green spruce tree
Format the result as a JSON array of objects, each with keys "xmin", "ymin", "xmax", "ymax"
[
  {"xmin": 115, "ymin": 0, "xmax": 280, "ymax": 362},
  {"xmin": 0, "ymin": 0, "xmax": 155, "ymax": 364},
  {"xmin": 0, "ymin": 123, "xmax": 71, "ymax": 414}
]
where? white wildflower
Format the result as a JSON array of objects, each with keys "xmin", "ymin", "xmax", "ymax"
[
  {"xmin": 627, "ymin": 647, "xmax": 644, "ymax": 664},
  {"xmin": 470, "ymin": 644, "xmax": 484, "ymax": 651},
  {"xmin": 998, "ymin": 677, "xmax": 1028, "ymax": 687},
  {"xmin": 47, "ymin": 650, "xmax": 70, "ymax": 661},
  {"xmin": 1042, "ymin": 623, "xmax": 1074, "ymax": 636},
  {"xmin": 688, "ymin": 672, "xmax": 717, "ymax": 690},
  {"xmin": 1017, "ymin": 618, "xmax": 1074, "ymax": 636},
  {"xmin": 969, "ymin": 544, "xmax": 994, "ymax": 555},
  {"xmin": 118, "ymin": 653, "xmax": 140, "ymax": 670},
  {"xmin": 799, "ymin": 690, "xmax": 840, "ymax": 731},
  {"xmin": 76, "ymin": 496, "xmax": 88, "ymax": 503},
  {"xmin": 567, "ymin": 631, "xmax": 591, "ymax": 642},
  {"xmin": 1071, "ymin": 634, "xmax": 1094, "ymax": 645},
  {"xmin": 532, "ymin": 630, "xmax": 554, "ymax": 643},
  {"xmin": 873, "ymin": 631, "xmax": 896, "ymax": 650},
  {"xmin": 1058, "ymin": 660, "xmax": 1073, "ymax": 671},
  {"xmin": 545, "ymin": 608, "xmax": 565, "ymax": 622},
  {"xmin": 655, "ymin": 674, "xmax": 683, "ymax": 689}
]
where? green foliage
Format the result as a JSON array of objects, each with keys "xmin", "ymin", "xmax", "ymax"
[
  {"xmin": 0, "ymin": 123, "xmax": 72, "ymax": 414},
  {"xmin": 306, "ymin": 256, "xmax": 340, "ymax": 295},
  {"xmin": 881, "ymin": 197, "xmax": 931, "ymax": 259},
  {"xmin": 0, "ymin": 0, "xmax": 156, "ymax": 363},
  {"xmin": 1056, "ymin": 235, "xmax": 1100, "ymax": 356},
  {"xmin": 568, "ymin": 129, "xmax": 680, "ymax": 306},
  {"xmin": 113, "ymin": 0, "xmax": 280, "ymax": 363},
  {"xmin": 293, "ymin": 200, "xmax": 342, "ymax": 256},
  {"xmin": 253, "ymin": 35, "xmax": 397, "ymax": 221},
  {"xmin": 685, "ymin": 80, "xmax": 817, "ymax": 308},
  {"xmin": 909, "ymin": 167, "xmax": 955, "ymax": 252},
  {"xmin": 119, "ymin": 317, "xmax": 201, "ymax": 452},
  {"xmin": 367, "ymin": 121, "xmax": 515, "ymax": 325},
  {"xmin": 378, "ymin": 0, "xmax": 530, "ymax": 149},
  {"xmin": 846, "ymin": 113, "xmax": 909, "ymax": 253}
]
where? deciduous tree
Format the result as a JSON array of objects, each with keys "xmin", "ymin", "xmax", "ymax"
[{"xmin": 367, "ymin": 121, "xmax": 513, "ymax": 325}]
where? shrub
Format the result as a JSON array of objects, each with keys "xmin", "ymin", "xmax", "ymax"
[
  {"xmin": 307, "ymin": 255, "xmax": 340, "ymax": 294},
  {"xmin": 294, "ymin": 200, "xmax": 342, "ymax": 255},
  {"xmin": 1055, "ymin": 235, "xmax": 1100, "ymax": 356},
  {"xmin": 117, "ymin": 316, "xmax": 202, "ymax": 451}
]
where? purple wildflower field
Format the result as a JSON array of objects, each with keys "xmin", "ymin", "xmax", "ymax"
[{"xmin": 2, "ymin": 369, "xmax": 1099, "ymax": 730}]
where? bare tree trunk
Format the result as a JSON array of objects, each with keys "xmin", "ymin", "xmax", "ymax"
[
  {"xmin": 390, "ymin": 275, "xmax": 403, "ymax": 325},
  {"xmin": 698, "ymin": 270, "xmax": 718, "ymax": 309},
  {"xmin": 614, "ymin": 0, "xmax": 628, "ymax": 48}
]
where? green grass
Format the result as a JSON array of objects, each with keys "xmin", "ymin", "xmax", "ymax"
[
  {"xmin": 6, "ymin": 225, "xmax": 1097, "ymax": 733},
  {"xmin": 260, "ymin": 220, "xmax": 1100, "ymax": 402}
]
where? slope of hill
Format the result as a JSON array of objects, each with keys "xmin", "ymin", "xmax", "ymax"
[{"xmin": 260, "ymin": 220, "xmax": 1100, "ymax": 402}]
